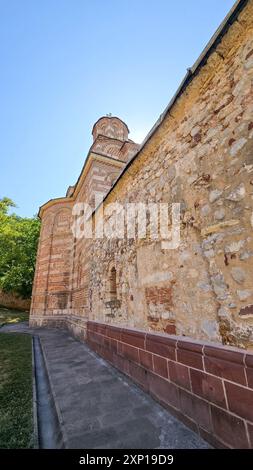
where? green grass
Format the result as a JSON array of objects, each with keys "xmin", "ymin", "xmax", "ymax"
[
  {"xmin": 0, "ymin": 333, "xmax": 33, "ymax": 448},
  {"xmin": 0, "ymin": 307, "xmax": 29, "ymax": 328}
]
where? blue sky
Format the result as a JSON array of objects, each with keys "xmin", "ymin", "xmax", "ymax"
[{"xmin": 0, "ymin": 0, "xmax": 235, "ymax": 217}]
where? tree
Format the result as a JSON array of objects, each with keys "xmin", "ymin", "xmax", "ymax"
[
  {"xmin": 0, "ymin": 198, "xmax": 40, "ymax": 298},
  {"xmin": 0, "ymin": 197, "xmax": 16, "ymax": 214}
]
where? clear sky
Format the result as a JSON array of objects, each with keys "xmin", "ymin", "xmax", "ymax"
[{"xmin": 0, "ymin": 0, "xmax": 236, "ymax": 217}]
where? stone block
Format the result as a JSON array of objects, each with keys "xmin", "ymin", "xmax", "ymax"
[
  {"xmin": 120, "ymin": 343, "xmax": 139, "ymax": 363},
  {"xmin": 121, "ymin": 328, "xmax": 146, "ymax": 348},
  {"xmin": 146, "ymin": 333, "xmax": 177, "ymax": 360},
  {"xmin": 177, "ymin": 340, "xmax": 204, "ymax": 370},
  {"xmin": 106, "ymin": 325, "xmax": 122, "ymax": 341},
  {"xmin": 128, "ymin": 362, "xmax": 149, "ymax": 391},
  {"xmin": 245, "ymin": 353, "xmax": 253, "ymax": 389},
  {"xmin": 139, "ymin": 349, "xmax": 153, "ymax": 371},
  {"xmin": 225, "ymin": 381, "xmax": 253, "ymax": 421},
  {"xmin": 190, "ymin": 369, "xmax": 226, "ymax": 408},
  {"xmin": 168, "ymin": 360, "xmax": 191, "ymax": 391},
  {"xmin": 153, "ymin": 355, "xmax": 168, "ymax": 378},
  {"xmin": 148, "ymin": 372, "xmax": 179, "ymax": 410},
  {"xmin": 204, "ymin": 344, "xmax": 246, "ymax": 386},
  {"xmin": 211, "ymin": 405, "xmax": 249, "ymax": 449},
  {"xmin": 179, "ymin": 388, "xmax": 211, "ymax": 431}
]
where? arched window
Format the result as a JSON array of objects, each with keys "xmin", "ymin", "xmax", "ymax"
[{"xmin": 109, "ymin": 267, "xmax": 117, "ymax": 300}]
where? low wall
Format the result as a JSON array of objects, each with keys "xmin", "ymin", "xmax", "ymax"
[
  {"xmin": 0, "ymin": 290, "xmax": 30, "ymax": 311},
  {"xmin": 29, "ymin": 314, "xmax": 87, "ymax": 340},
  {"xmin": 87, "ymin": 321, "xmax": 253, "ymax": 449}
]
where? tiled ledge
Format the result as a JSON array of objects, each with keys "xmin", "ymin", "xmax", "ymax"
[{"xmin": 87, "ymin": 321, "xmax": 253, "ymax": 449}]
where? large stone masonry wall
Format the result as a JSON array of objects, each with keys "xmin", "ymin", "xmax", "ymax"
[
  {"xmin": 90, "ymin": 2, "xmax": 253, "ymax": 349},
  {"xmin": 31, "ymin": 1, "xmax": 253, "ymax": 350},
  {"xmin": 87, "ymin": 321, "xmax": 253, "ymax": 449}
]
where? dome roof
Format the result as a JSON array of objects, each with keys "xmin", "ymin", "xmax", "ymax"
[{"xmin": 92, "ymin": 116, "xmax": 129, "ymax": 142}]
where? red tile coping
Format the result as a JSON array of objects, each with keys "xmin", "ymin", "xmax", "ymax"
[{"xmin": 87, "ymin": 321, "xmax": 253, "ymax": 449}]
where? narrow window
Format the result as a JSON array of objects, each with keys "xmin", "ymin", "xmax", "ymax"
[
  {"xmin": 77, "ymin": 254, "xmax": 82, "ymax": 288},
  {"xmin": 109, "ymin": 267, "xmax": 117, "ymax": 300},
  {"xmin": 78, "ymin": 263, "xmax": 82, "ymax": 287}
]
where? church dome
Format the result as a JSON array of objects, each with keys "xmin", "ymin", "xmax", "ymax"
[{"xmin": 92, "ymin": 115, "xmax": 129, "ymax": 142}]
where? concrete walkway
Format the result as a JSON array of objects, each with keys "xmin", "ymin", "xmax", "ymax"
[{"xmin": 1, "ymin": 323, "xmax": 210, "ymax": 449}]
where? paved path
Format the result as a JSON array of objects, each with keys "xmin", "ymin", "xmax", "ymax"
[{"xmin": 1, "ymin": 323, "xmax": 210, "ymax": 449}]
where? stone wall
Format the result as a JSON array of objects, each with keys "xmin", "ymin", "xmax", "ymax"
[
  {"xmin": 89, "ymin": 1, "xmax": 253, "ymax": 348},
  {"xmin": 87, "ymin": 320, "xmax": 253, "ymax": 449},
  {"xmin": 30, "ymin": 0, "xmax": 253, "ymax": 349}
]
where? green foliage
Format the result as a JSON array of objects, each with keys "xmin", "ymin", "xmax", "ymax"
[
  {"xmin": 0, "ymin": 198, "xmax": 40, "ymax": 298},
  {"xmin": 0, "ymin": 197, "xmax": 16, "ymax": 214}
]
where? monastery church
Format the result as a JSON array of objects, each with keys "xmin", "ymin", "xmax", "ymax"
[{"xmin": 31, "ymin": 0, "xmax": 253, "ymax": 352}]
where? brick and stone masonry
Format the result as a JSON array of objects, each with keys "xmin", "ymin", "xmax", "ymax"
[
  {"xmin": 30, "ymin": 0, "xmax": 253, "ymax": 448},
  {"xmin": 31, "ymin": 0, "xmax": 253, "ymax": 349}
]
